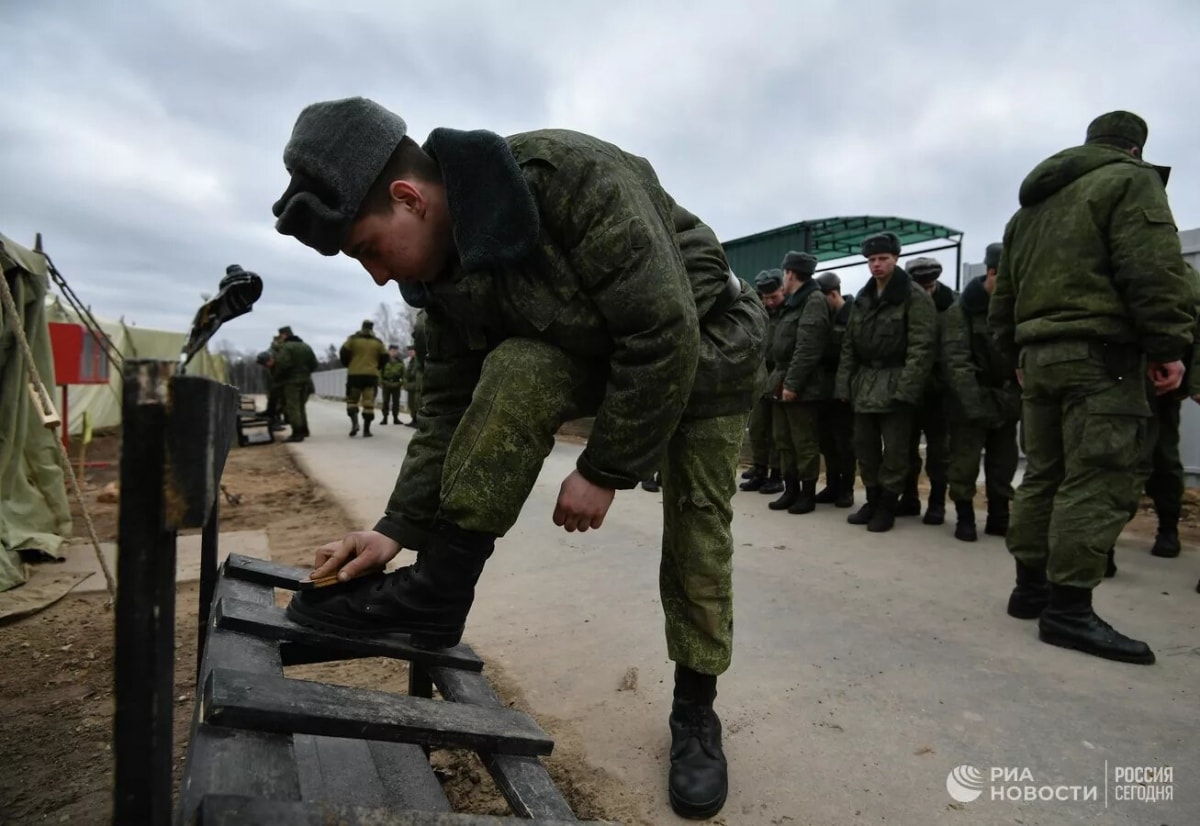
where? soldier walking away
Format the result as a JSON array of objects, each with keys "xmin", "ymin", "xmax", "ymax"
[
  {"xmin": 380, "ymin": 344, "xmax": 407, "ymax": 424},
  {"xmin": 740, "ymin": 269, "xmax": 785, "ymax": 493},
  {"xmin": 766, "ymin": 251, "xmax": 832, "ymax": 515},
  {"xmin": 989, "ymin": 110, "xmax": 1195, "ymax": 665},
  {"xmin": 836, "ymin": 232, "xmax": 936, "ymax": 533},
  {"xmin": 941, "ymin": 243, "xmax": 1020, "ymax": 542},
  {"xmin": 899, "ymin": 257, "xmax": 956, "ymax": 525},
  {"xmin": 270, "ymin": 97, "xmax": 767, "ymax": 819},
  {"xmin": 341, "ymin": 319, "xmax": 388, "ymax": 437},
  {"xmin": 274, "ymin": 326, "xmax": 318, "ymax": 442},
  {"xmin": 815, "ymin": 273, "xmax": 856, "ymax": 508}
]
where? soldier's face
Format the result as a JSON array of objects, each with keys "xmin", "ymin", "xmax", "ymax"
[
  {"xmin": 343, "ymin": 180, "xmax": 453, "ymax": 287},
  {"xmin": 867, "ymin": 254, "xmax": 896, "ymax": 279},
  {"xmin": 985, "ymin": 268, "xmax": 998, "ymax": 295},
  {"xmin": 762, "ymin": 288, "xmax": 785, "ymax": 310},
  {"xmin": 823, "ymin": 291, "xmax": 840, "ymax": 309}
]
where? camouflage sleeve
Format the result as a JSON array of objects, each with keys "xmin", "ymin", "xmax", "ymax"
[
  {"xmin": 835, "ymin": 304, "xmax": 859, "ymax": 400},
  {"xmin": 894, "ymin": 289, "xmax": 936, "ymax": 406},
  {"xmin": 1109, "ymin": 168, "xmax": 1195, "ymax": 363},
  {"xmin": 375, "ymin": 307, "xmax": 484, "ymax": 550},
  {"xmin": 304, "ymin": 344, "xmax": 318, "ymax": 375},
  {"xmin": 940, "ymin": 304, "xmax": 989, "ymax": 420},
  {"xmin": 783, "ymin": 291, "xmax": 831, "ymax": 392},
  {"xmin": 524, "ymin": 160, "xmax": 698, "ymax": 490},
  {"xmin": 339, "ymin": 341, "xmax": 351, "ymax": 368},
  {"xmin": 987, "ymin": 221, "xmax": 1018, "ymax": 365}
]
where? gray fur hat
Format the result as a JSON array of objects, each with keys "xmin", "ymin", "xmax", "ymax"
[
  {"xmin": 906, "ymin": 257, "xmax": 943, "ymax": 284},
  {"xmin": 782, "ymin": 250, "xmax": 818, "ymax": 277},
  {"xmin": 861, "ymin": 232, "xmax": 901, "ymax": 257},
  {"xmin": 755, "ymin": 268, "xmax": 783, "ymax": 292},
  {"xmin": 816, "ymin": 272, "xmax": 841, "ymax": 293},
  {"xmin": 983, "ymin": 242, "xmax": 1003, "ymax": 270},
  {"xmin": 272, "ymin": 97, "xmax": 409, "ymax": 256}
]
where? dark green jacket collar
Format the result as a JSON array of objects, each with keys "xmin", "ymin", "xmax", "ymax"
[{"xmin": 855, "ymin": 266, "xmax": 912, "ymax": 306}]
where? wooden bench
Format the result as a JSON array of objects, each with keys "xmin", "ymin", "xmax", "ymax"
[
  {"xmin": 235, "ymin": 394, "xmax": 274, "ymax": 447},
  {"xmin": 111, "ymin": 361, "xmax": 607, "ymax": 825}
]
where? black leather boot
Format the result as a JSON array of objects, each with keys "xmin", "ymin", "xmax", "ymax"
[
  {"xmin": 738, "ymin": 465, "xmax": 766, "ymax": 492},
  {"xmin": 381, "ymin": 413, "xmax": 390, "ymax": 425},
  {"xmin": 835, "ymin": 474, "xmax": 855, "ymax": 508},
  {"xmin": 348, "ymin": 409, "xmax": 360, "ymax": 437},
  {"xmin": 758, "ymin": 468, "xmax": 784, "ymax": 495},
  {"xmin": 1150, "ymin": 509, "xmax": 1180, "ymax": 558},
  {"xmin": 847, "ymin": 486, "xmax": 877, "ymax": 525},
  {"xmin": 285, "ymin": 521, "xmax": 495, "ymax": 648},
  {"xmin": 953, "ymin": 500, "xmax": 977, "ymax": 542},
  {"xmin": 813, "ymin": 474, "xmax": 838, "ymax": 504},
  {"xmin": 641, "ymin": 473, "xmax": 661, "ymax": 493},
  {"xmin": 923, "ymin": 481, "xmax": 946, "ymax": 525},
  {"xmin": 985, "ymin": 498, "xmax": 1010, "ymax": 536},
  {"xmin": 1038, "ymin": 584, "xmax": 1155, "ymax": 665},
  {"xmin": 1006, "ymin": 560, "xmax": 1048, "ymax": 619},
  {"xmin": 768, "ymin": 474, "xmax": 799, "ymax": 511},
  {"xmin": 897, "ymin": 478, "xmax": 922, "ymax": 517},
  {"xmin": 788, "ymin": 478, "xmax": 818, "ymax": 515},
  {"xmin": 867, "ymin": 489, "xmax": 899, "ymax": 532},
  {"xmin": 668, "ymin": 665, "xmax": 727, "ymax": 820},
  {"xmin": 1105, "ymin": 547, "xmax": 1117, "ymax": 578},
  {"xmin": 362, "ymin": 413, "xmax": 374, "ymax": 438}
]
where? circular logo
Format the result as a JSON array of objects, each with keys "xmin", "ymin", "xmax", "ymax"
[{"xmin": 946, "ymin": 765, "xmax": 985, "ymax": 803}]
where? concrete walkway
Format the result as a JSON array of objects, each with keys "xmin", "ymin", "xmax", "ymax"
[{"xmin": 287, "ymin": 399, "xmax": 1198, "ymax": 825}]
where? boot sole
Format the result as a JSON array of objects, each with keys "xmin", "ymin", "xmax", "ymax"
[
  {"xmin": 669, "ymin": 785, "xmax": 728, "ymax": 820},
  {"xmin": 285, "ymin": 602, "xmax": 464, "ymax": 649},
  {"xmin": 1038, "ymin": 628, "xmax": 1156, "ymax": 665},
  {"xmin": 1150, "ymin": 548, "xmax": 1180, "ymax": 558}
]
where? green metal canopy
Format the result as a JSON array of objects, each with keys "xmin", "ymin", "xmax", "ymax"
[{"xmin": 723, "ymin": 215, "xmax": 965, "ymax": 285}]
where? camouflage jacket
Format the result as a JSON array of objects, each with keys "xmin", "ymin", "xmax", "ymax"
[
  {"xmin": 768, "ymin": 279, "xmax": 832, "ymax": 402},
  {"xmin": 821, "ymin": 300, "xmax": 852, "ymax": 375},
  {"xmin": 377, "ymin": 128, "xmax": 766, "ymax": 548},
  {"xmin": 273, "ymin": 336, "xmax": 317, "ymax": 385},
  {"xmin": 940, "ymin": 275, "xmax": 1020, "ymax": 426},
  {"xmin": 340, "ymin": 330, "xmax": 387, "ymax": 377},
  {"xmin": 757, "ymin": 305, "xmax": 782, "ymax": 397},
  {"xmin": 921, "ymin": 281, "xmax": 957, "ymax": 398},
  {"xmin": 989, "ymin": 144, "xmax": 1194, "ymax": 365},
  {"xmin": 380, "ymin": 358, "xmax": 407, "ymax": 389},
  {"xmin": 834, "ymin": 267, "xmax": 936, "ymax": 413}
]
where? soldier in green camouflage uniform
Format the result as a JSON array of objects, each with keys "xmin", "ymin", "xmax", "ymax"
[
  {"xmin": 341, "ymin": 319, "xmax": 388, "ymax": 437},
  {"xmin": 899, "ymin": 257, "xmax": 956, "ymax": 525},
  {"xmin": 740, "ymin": 269, "xmax": 785, "ymax": 493},
  {"xmin": 815, "ymin": 272, "xmax": 856, "ymax": 508},
  {"xmin": 273, "ymin": 325, "xmax": 318, "ymax": 443},
  {"xmin": 270, "ymin": 98, "xmax": 767, "ymax": 819},
  {"xmin": 404, "ymin": 311, "xmax": 427, "ymax": 428},
  {"xmin": 989, "ymin": 111, "xmax": 1195, "ymax": 665},
  {"xmin": 263, "ymin": 334, "xmax": 287, "ymax": 430},
  {"xmin": 941, "ymin": 243, "xmax": 1020, "ymax": 542},
  {"xmin": 765, "ymin": 251, "xmax": 831, "ymax": 515},
  {"xmin": 836, "ymin": 233, "xmax": 936, "ymax": 533},
  {"xmin": 380, "ymin": 344, "xmax": 407, "ymax": 424}
]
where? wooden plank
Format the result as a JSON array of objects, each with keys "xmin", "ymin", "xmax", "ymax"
[
  {"xmin": 292, "ymin": 735, "xmax": 451, "ymax": 813},
  {"xmin": 215, "ymin": 597, "xmax": 484, "ymax": 672},
  {"xmin": 223, "ymin": 553, "xmax": 312, "ymax": 589},
  {"xmin": 192, "ymin": 794, "xmax": 601, "ymax": 825},
  {"xmin": 202, "ymin": 668, "xmax": 554, "ymax": 757},
  {"xmin": 165, "ymin": 375, "xmax": 240, "ymax": 529},
  {"xmin": 430, "ymin": 667, "xmax": 578, "ymax": 822}
]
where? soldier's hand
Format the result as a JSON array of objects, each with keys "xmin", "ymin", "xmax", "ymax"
[
  {"xmin": 1015, "ymin": 368, "xmax": 1024, "ymax": 387},
  {"xmin": 1149, "ymin": 360, "xmax": 1185, "ymax": 395},
  {"xmin": 311, "ymin": 530, "xmax": 402, "ymax": 582},
  {"xmin": 553, "ymin": 470, "xmax": 616, "ymax": 532},
  {"xmin": 781, "ymin": 388, "xmax": 797, "ymax": 402}
]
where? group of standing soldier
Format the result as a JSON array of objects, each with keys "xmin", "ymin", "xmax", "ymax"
[{"xmin": 339, "ymin": 314, "xmax": 426, "ymax": 437}]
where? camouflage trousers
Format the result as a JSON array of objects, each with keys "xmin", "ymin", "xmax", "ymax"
[
  {"xmin": 947, "ymin": 418, "xmax": 1019, "ymax": 504},
  {"xmin": 407, "ymin": 385, "xmax": 422, "ymax": 419},
  {"xmin": 1138, "ymin": 393, "xmax": 1183, "ymax": 516},
  {"xmin": 282, "ymin": 382, "xmax": 310, "ymax": 434},
  {"xmin": 772, "ymin": 400, "xmax": 821, "ymax": 479},
  {"xmin": 854, "ymin": 408, "xmax": 916, "ymax": 495},
  {"xmin": 746, "ymin": 394, "xmax": 778, "ymax": 469},
  {"xmin": 907, "ymin": 390, "xmax": 950, "ymax": 486},
  {"xmin": 266, "ymin": 382, "xmax": 284, "ymax": 422},
  {"xmin": 1008, "ymin": 341, "xmax": 1149, "ymax": 589},
  {"xmin": 345, "ymin": 375, "xmax": 378, "ymax": 414},
  {"xmin": 439, "ymin": 338, "xmax": 743, "ymax": 676},
  {"xmin": 381, "ymin": 385, "xmax": 403, "ymax": 420},
  {"xmin": 818, "ymin": 399, "xmax": 856, "ymax": 488}
]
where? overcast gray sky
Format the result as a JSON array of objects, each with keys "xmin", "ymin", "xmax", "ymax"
[{"xmin": 3, "ymin": 0, "xmax": 1198, "ymax": 356}]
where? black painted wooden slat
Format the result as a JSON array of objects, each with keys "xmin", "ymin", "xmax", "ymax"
[{"xmin": 191, "ymin": 794, "xmax": 602, "ymax": 825}]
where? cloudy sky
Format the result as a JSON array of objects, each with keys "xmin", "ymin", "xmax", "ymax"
[{"xmin": 4, "ymin": 0, "xmax": 1199, "ymax": 356}]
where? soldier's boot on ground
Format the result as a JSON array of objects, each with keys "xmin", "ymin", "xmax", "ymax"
[
  {"xmin": 768, "ymin": 473, "xmax": 799, "ymax": 511},
  {"xmin": 668, "ymin": 665, "xmax": 727, "ymax": 820},
  {"xmin": 835, "ymin": 474, "xmax": 856, "ymax": 509},
  {"xmin": 923, "ymin": 481, "xmax": 947, "ymax": 526},
  {"xmin": 738, "ymin": 465, "xmax": 767, "ymax": 492},
  {"xmin": 1104, "ymin": 547, "xmax": 1117, "ymax": 578},
  {"xmin": 1006, "ymin": 560, "xmax": 1048, "ymax": 619},
  {"xmin": 641, "ymin": 473, "xmax": 661, "ymax": 493},
  {"xmin": 984, "ymin": 498, "xmax": 1010, "ymax": 536},
  {"xmin": 1038, "ymin": 584, "xmax": 1155, "ymax": 665},
  {"xmin": 847, "ymin": 486, "xmax": 877, "ymax": 525},
  {"xmin": 362, "ymin": 414, "xmax": 374, "ymax": 438},
  {"xmin": 867, "ymin": 489, "xmax": 899, "ymax": 533},
  {"xmin": 380, "ymin": 413, "xmax": 389, "ymax": 425},
  {"xmin": 758, "ymin": 468, "xmax": 784, "ymax": 495},
  {"xmin": 953, "ymin": 500, "xmax": 977, "ymax": 542},
  {"xmin": 270, "ymin": 418, "xmax": 288, "ymax": 432},
  {"xmin": 814, "ymin": 475, "xmax": 839, "ymax": 505},
  {"xmin": 348, "ymin": 409, "xmax": 360, "ymax": 437},
  {"xmin": 788, "ymin": 479, "xmax": 818, "ymax": 515},
  {"xmin": 1150, "ymin": 509, "xmax": 1181, "ymax": 558},
  {"xmin": 285, "ymin": 520, "xmax": 494, "ymax": 648},
  {"xmin": 284, "ymin": 432, "xmax": 305, "ymax": 443},
  {"xmin": 897, "ymin": 478, "xmax": 922, "ymax": 517}
]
